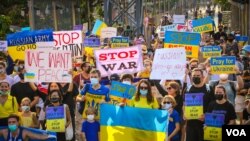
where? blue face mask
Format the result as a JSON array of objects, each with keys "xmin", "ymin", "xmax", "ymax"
[
  {"xmin": 90, "ymin": 78, "xmax": 99, "ymax": 85},
  {"xmin": 140, "ymin": 89, "xmax": 148, "ymax": 96},
  {"xmin": 8, "ymin": 124, "xmax": 17, "ymax": 132}
]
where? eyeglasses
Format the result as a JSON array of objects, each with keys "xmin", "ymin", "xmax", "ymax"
[
  {"xmin": 163, "ymin": 101, "xmax": 171, "ymax": 104},
  {"xmin": 140, "ymin": 86, "xmax": 148, "ymax": 90},
  {"xmin": 166, "ymin": 87, "xmax": 172, "ymax": 90}
]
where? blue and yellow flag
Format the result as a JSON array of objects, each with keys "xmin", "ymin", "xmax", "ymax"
[
  {"xmin": 100, "ymin": 104, "xmax": 168, "ymax": 141},
  {"xmin": 92, "ymin": 20, "xmax": 107, "ymax": 36}
]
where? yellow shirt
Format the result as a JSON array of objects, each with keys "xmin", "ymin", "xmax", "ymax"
[
  {"xmin": 19, "ymin": 112, "xmax": 36, "ymax": 128},
  {"xmin": 137, "ymin": 70, "xmax": 151, "ymax": 78},
  {"xmin": 0, "ymin": 95, "xmax": 18, "ymax": 118},
  {"xmin": 129, "ymin": 96, "xmax": 159, "ymax": 109}
]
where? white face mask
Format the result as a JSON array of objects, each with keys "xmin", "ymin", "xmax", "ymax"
[
  {"xmin": 87, "ymin": 114, "xmax": 95, "ymax": 121},
  {"xmin": 219, "ymin": 74, "xmax": 228, "ymax": 81},
  {"xmin": 21, "ymin": 106, "xmax": 30, "ymax": 112},
  {"xmin": 163, "ymin": 103, "xmax": 172, "ymax": 110},
  {"xmin": 0, "ymin": 69, "xmax": 5, "ymax": 74},
  {"xmin": 122, "ymin": 81, "xmax": 131, "ymax": 85}
]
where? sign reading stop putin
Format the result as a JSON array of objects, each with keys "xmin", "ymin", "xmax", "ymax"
[{"xmin": 94, "ymin": 46, "xmax": 143, "ymax": 76}]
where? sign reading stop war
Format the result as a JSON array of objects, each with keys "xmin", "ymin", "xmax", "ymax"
[
  {"xmin": 184, "ymin": 93, "xmax": 204, "ymax": 120},
  {"xmin": 204, "ymin": 113, "xmax": 224, "ymax": 141},
  {"xmin": 53, "ymin": 30, "xmax": 83, "ymax": 57},
  {"xmin": 150, "ymin": 48, "xmax": 186, "ymax": 80},
  {"xmin": 46, "ymin": 106, "xmax": 65, "ymax": 132},
  {"xmin": 25, "ymin": 50, "xmax": 72, "ymax": 83},
  {"xmin": 7, "ymin": 29, "xmax": 53, "ymax": 61},
  {"xmin": 94, "ymin": 46, "xmax": 143, "ymax": 76}
]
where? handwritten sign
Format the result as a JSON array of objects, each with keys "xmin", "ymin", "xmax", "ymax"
[
  {"xmin": 184, "ymin": 93, "xmax": 204, "ymax": 119},
  {"xmin": 36, "ymin": 42, "xmax": 54, "ymax": 50},
  {"xmin": 150, "ymin": 48, "xmax": 186, "ymax": 80},
  {"xmin": 164, "ymin": 31, "xmax": 201, "ymax": 58},
  {"xmin": 192, "ymin": 17, "xmax": 213, "ymax": 33},
  {"xmin": 201, "ymin": 46, "xmax": 221, "ymax": 58},
  {"xmin": 46, "ymin": 106, "xmax": 64, "ymax": 119},
  {"xmin": 204, "ymin": 113, "xmax": 224, "ymax": 141},
  {"xmin": 101, "ymin": 27, "xmax": 117, "ymax": 39},
  {"xmin": 25, "ymin": 50, "xmax": 72, "ymax": 82},
  {"xmin": 53, "ymin": 30, "xmax": 83, "ymax": 57},
  {"xmin": 111, "ymin": 37, "xmax": 129, "ymax": 48},
  {"xmin": 109, "ymin": 81, "xmax": 136, "ymax": 105},
  {"xmin": 94, "ymin": 46, "xmax": 143, "ymax": 76},
  {"xmin": 0, "ymin": 41, "xmax": 7, "ymax": 51},
  {"xmin": 7, "ymin": 29, "xmax": 53, "ymax": 61},
  {"xmin": 176, "ymin": 24, "xmax": 188, "ymax": 32},
  {"xmin": 173, "ymin": 15, "xmax": 185, "ymax": 24},
  {"xmin": 159, "ymin": 24, "xmax": 177, "ymax": 39},
  {"xmin": 210, "ymin": 56, "xmax": 236, "ymax": 74}
]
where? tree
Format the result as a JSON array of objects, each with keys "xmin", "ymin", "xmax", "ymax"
[{"xmin": 214, "ymin": 0, "xmax": 231, "ymax": 10}]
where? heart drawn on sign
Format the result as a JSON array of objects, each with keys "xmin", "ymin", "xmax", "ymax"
[
  {"xmin": 192, "ymin": 95, "xmax": 196, "ymax": 99},
  {"xmin": 212, "ymin": 115, "xmax": 217, "ymax": 120},
  {"xmin": 53, "ymin": 107, "xmax": 57, "ymax": 112}
]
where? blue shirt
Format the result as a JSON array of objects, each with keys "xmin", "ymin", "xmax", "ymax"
[
  {"xmin": 80, "ymin": 83, "xmax": 110, "ymax": 102},
  {"xmin": 168, "ymin": 109, "xmax": 180, "ymax": 140},
  {"xmin": 81, "ymin": 121, "xmax": 100, "ymax": 141}
]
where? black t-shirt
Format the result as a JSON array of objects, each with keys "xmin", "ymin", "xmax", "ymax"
[
  {"xmin": 207, "ymin": 101, "xmax": 237, "ymax": 125},
  {"xmin": 61, "ymin": 83, "xmax": 79, "ymax": 114},
  {"xmin": 243, "ymin": 108, "xmax": 250, "ymax": 121},
  {"xmin": 11, "ymin": 82, "xmax": 38, "ymax": 112}
]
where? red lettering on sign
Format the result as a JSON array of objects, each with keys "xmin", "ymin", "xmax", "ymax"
[
  {"xmin": 98, "ymin": 50, "xmax": 138, "ymax": 61},
  {"xmin": 27, "ymin": 51, "xmax": 44, "ymax": 67},
  {"xmin": 54, "ymin": 32, "xmax": 80, "ymax": 46}
]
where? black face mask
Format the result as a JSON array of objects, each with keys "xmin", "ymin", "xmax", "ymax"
[
  {"xmin": 192, "ymin": 77, "xmax": 201, "ymax": 84},
  {"xmin": 215, "ymin": 94, "xmax": 224, "ymax": 101},
  {"xmin": 228, "ymin": 39, "xmax": 234, "ymax": 42},
  {"xmin": 19, "ymin": 73, "xmax": 24, "ymax": 80},
  {"xmin": 219, "ymin": 28, "xmax": 223, "ymax": 32},
  {"xmin": 50, "ymin": 97, "xmax": 60, "ymax": 103}
]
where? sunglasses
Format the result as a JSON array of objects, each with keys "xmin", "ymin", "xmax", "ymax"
[
  {"xmin": 140, "ymin": 86, "xmax": 148, "ymax": 90},
  {"xmin": 166, "ymin": 87, "xmax": 172, "ymax": 90},
  {"xmin": 163, "ymin": 101, "xmax": 171, "ymax": 104}
]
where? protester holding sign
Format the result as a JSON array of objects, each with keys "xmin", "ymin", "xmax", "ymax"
[{"xmin": 207, "ymin": 85, "xmax": 237, "ymax": 125}]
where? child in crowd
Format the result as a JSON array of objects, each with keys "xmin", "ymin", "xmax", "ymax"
[
  {"xmin": 81, "ymin": 107, "xmax": 100, "ymax": 141},
  {"xmin": 19, "ymin": 97, "xmax": 39, "ymax": 128}
]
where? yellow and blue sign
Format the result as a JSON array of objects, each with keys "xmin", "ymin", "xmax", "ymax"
[
  {"xmin": 192, "ymin": 17, "xmax": 214, "ymax": 33},
  {"xmin": 111, "ymin": 37, "xmax": 129, "ymax": 48},
  {"xmin": 7, "ymin": 29, "xmax": 53, "ymax": 61},
  {"xmin": 92, "ymin": 19, "xmax": 107, "ymax": 36},
  {"xmin": 210, "ymin": 56, "xmax": 236, "ymax": 74},
  {"xmin": 235, "ymin": 36, "xmax": 248, "ymax": 47},
  {"xmin": 201, "ymin": 46, "xmax": 221, "ymax": 58},
  {"xmin": 100, "ymin": 104, "xmax": 168, "ymax": 141},
  {"xmin": 184, "ymin": 93, "xmax": 204, "ymax": 119},
  {"xmin": 109, "ymin": 81, "xmax": 136, "ymax": 105},
  {"xmin": 46, "ymin": 106, "xmax": 65, "ymax": 132},
  {"xmin": 204, "ymin": 113, "xmax": 224, "ymax": 141}
]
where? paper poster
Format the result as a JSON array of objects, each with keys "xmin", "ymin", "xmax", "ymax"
[
  {"xmin": 205, "ymin": 113, "xmax": 225, "ymax": 127},
  {"xmin": 101, "ymin": 27, "xmax": 117, "ymax": 39},
  {"xmin": 187, "ymin": 20, "xmax": 193, "ymax": 31},
  {"xmin": 159, "ymin": 24, "xmax": 178, "ymax": 39},
  {"xmin": 46, "ymin": 106, "xmax": 64, "ymax": 119},
  {"xmin": 173, "ymin": 15, "xmax": 185, "ymax": 24},
  {"xmin": 53, "ymin": 30, "xmax": 83, "ymax": 57},
  {"xmin": 192, "ymin": 17, "xmax": 213, "ymax": 33},
  {"xmin": 25, "ymin": 50, "xmax": 72, "ymax": 83},
  {"xmin": 46, "ymin": 119, "xmax": 65, "ymax": 132},
  {"xmin": 0, "ymin": 41, "xmax": 7, "ymax": 51},
  {"xmin": 150, "ymin": 48, "xmax": 186, "ymax": 80},
  {"xmin": 111, "ymin": 37, "xmax": 129, "ymax": 48},
  {"xmin": 7, "ymin": 29, "xmax": 54, "ymax": 61},
  {"xmin": 84, "ymin": 38, "xmax": 100, "ymax": 47},
  {"xmin": 204, "ymin": 126, "xmax": 222, "ymax": 141},
  {"xmin": 94, "ymin": 46, "xmax": 143, "ymax": 76},
  {"xmin": 184, "ymin": 93, "xmax": 204, "ymax": 119},
  {"xmin": 210, "ymin": 56, "xmax": 236, "ymax": 74},
  {"xmin": 176, "ymin": 24, "xmax": 188, "ymax": 32},
  {"xmin": 46, "ymin": 106, "xmax": 65, "ymax": 132},
  {"xmin": 201, "ymin": 46, "xmax": 221, "ymax": 58},
  {"xmin": 235, "ymin": 36, "xmax": 248, "ymax": 47},
  {"xmin": 36, "ymin": 41, "xmax": 55, "ymax": 50}
]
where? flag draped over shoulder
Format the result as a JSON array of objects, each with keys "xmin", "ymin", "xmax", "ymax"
[
  {"xmin": 92, "ymin": 19, "xmax": 107, "ymax": 36},
  {"xmin": 100, "ymin": 104, "xmax": 168, "ymax": 141}
]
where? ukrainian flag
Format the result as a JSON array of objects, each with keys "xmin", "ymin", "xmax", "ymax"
[
  {"xmin": 100, "ymin": 104, "xmax": 168, "ymax": 141},
  {"xmin": 92, "ymin": 19, "xmax": 107, "ymax": 36}
]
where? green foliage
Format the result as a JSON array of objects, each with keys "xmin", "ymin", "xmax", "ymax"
[
  {"xmin": 214, "ymin": 0, "xmax": 231, "ymax": 10},
  {"xmin": 0, "ymin": 15, "xmax": 12, "ymax": 40}
]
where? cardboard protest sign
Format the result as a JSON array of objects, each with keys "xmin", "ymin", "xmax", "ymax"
[
  {"xmin": 173, "ymin": 15, "xmax": 185, "ymax": 24},
  {"xmin": 36, "ymin": 42, "xmax": 54, "ymax": 50},
  {"xmin": 46, "ymin": 106, "xmax": 65, "ymax": 132},
  {"xmin": 53, "ymin": 30, "xmax": 83, "ymax": 57},
  {"xmin": 150, "ymin": 48, "xmax": 186, "ymax": 80},
  {"xmin": 164, "ymin": 31, "xmax": 201, "ymax": 58},
  {"xmin": 94, "ymin": 46, "xmax": 143, "ymax": 76},
  {"xmin": 25, "ymin": 50, "xmax": 72, "ymax": 83},
  {"xmin": 184, "ymin": 93, "xmax": 204, "ymax": 119},
  {"xmin": 0, "ymin": 41, "xmax": 7, "ymax": 51},
  {"xmin": 204, "ymin": 113, "xmax": 225, "ymax": 141},
  {"xmin": 201, "ymin": 46, "xmax": 221, "ymax": 58},
  {"xmin": 235, "ymin": 36, "xmax": 248, "ymax": 47},
  {"xmin": 109, "ymin": 81, "xmax": 136, "ymax": 105},
  {"xmin": 111, "ymin": 37, "xmax": 129, "ymax": 48},
  {"xmin": 159, "ymin": 24, "xmax": 177, "ymax": 39},
  {"xmin": 192, "ymin": 17, "xmax": 213, "ymax": 33},
  {"xmin": 7, "ymin": 29, "xmax": 53, "ymax": 61},
  {"xmin": 101, "ymin": 27, "xmax": 117, "ymax": 39},
  {"xmin": 210, "ymin": 56, "xmax": 236, "ymax": 74}
]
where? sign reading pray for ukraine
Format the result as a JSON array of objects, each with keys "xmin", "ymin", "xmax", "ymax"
[
  {"xmin": 46, "ymin": 106, "xmax": 65, "ymax": 132},
  {"xmin": 164, "ymin": 31, "xmax": 201, "ymax": 58},
  {"xmin": 7, "ymin": 29, "xmax": 53, "ymax": 61},
  {"xmin": 204, "ymin": 113, "xmax": 225, "ymax": 141},
  {"xmin": 100, "ymin": 104, "xmax": 168, "ymax": 141},
  {"xmin": 210, "ymin": 56, "xmax": 236, "ymax": 74},
  {"xmin": 184, "ymin": 93, "xmax": 204, "ymax": 119},
  {"xmin": 192, "ymin": 17, "xmax": 213, "ymax": 33},
  {"xmin": 111, "ymin": 37, "xmax": 129, "ymax": 48},
  {"xmin": 201, "ymin": 46, "xmax": 221, "ymax": 58},
  {"xmin": 109, "ymin": 81, "xmax": 136, "ymax": 105}
]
